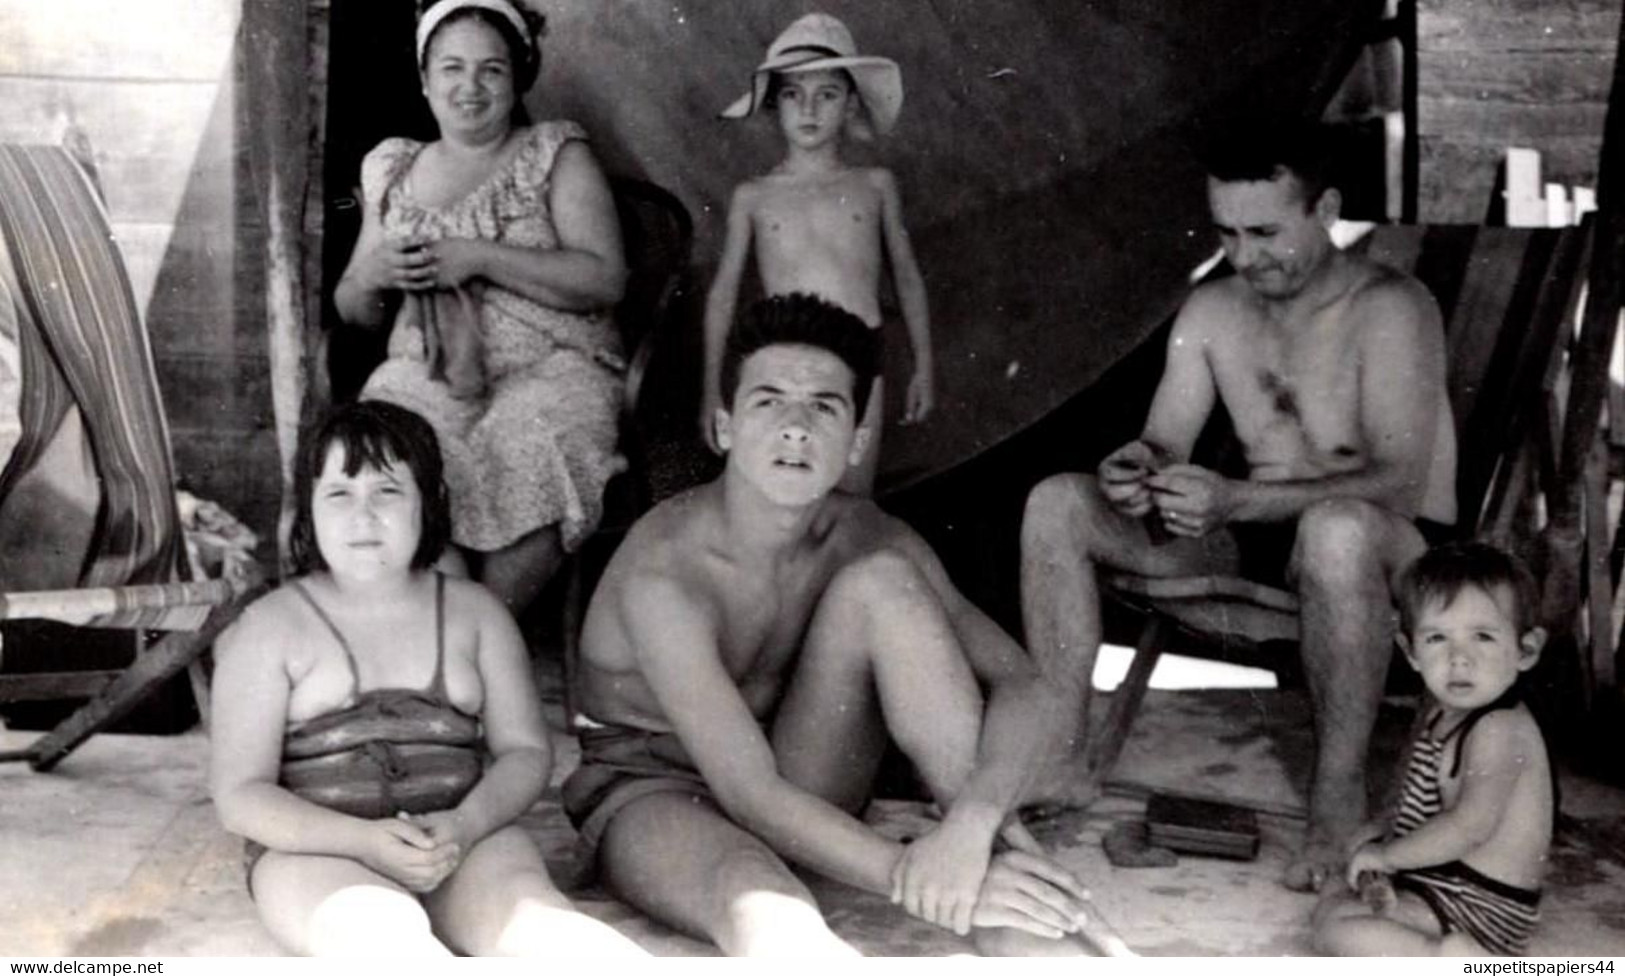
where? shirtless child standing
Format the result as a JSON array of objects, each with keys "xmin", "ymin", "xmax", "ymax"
[
  {"xmin": 569, "ymin": 294, "xmax": 1100, "ymax": 956},
  {"xmin": 1021, "ymin": 120, "xmax": 1458, "ymax": 891},
  {"xmin": 701, "ymin": 12, "xmax": 933, "ymax": 493}
]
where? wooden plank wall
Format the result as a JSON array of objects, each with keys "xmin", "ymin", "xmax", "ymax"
[
  {"xmin": 1420, "ymin": 0, "xmax": 1619, "ymax": 221},
  {"xmin": 0, "ymin": 0, "xmax": 281, "ymax": 551}
]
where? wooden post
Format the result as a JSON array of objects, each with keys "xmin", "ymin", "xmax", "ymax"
[
  {"xmin": 240, "ymin": 0, "xmax": 322, "ymax": 574},
  {"xmin": 1398, "ymin": 0, "xmax": 1419, "ymax": 223}
]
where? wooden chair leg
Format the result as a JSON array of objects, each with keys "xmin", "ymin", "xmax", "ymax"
[
  {"xmin": 1087, "ymin": 616, "xmax": 1167, "ymax": 786},
  {"xmin": 186, "ymin": 656, "xmax": 212, "ymax": 734}
]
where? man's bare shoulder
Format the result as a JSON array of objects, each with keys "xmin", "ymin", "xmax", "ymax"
[
  {"xmin": 821, "ymin": 491, "xmax": 928, "ymax": 557},
  {"xmin": 1345, "ymin": 257, "xmax": 1441, "ymax": 321},
  {"xmin": 1176, "ymin": 275, "xmax": 1254, "ymax": 337},
  {"xmin": 614, "ymin": 485, "xmax": 718, "ymax": 578},
  {"xmin": 595, "ymin": 491, "xmax": 726, "ymax": 638}
]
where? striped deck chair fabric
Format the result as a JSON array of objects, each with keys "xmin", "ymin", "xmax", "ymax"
[{"xmin": 0, "ymin": 144, "xmax": 193, "ymax": 629}]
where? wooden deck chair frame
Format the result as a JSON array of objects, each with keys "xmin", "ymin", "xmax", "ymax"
[
  {"xmin": 0, "ymin": 583, "xmax": 264, "ymax": 770},
  {"xmin": 1088, "ymin": 222, "xmax": 1593, "ymax": 792},
  {"xmin": 0, "ymin": 142, "xmax": 259, "ymax": 771}
]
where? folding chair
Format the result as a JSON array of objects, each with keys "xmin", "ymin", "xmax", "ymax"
[
  {"xmin": 1088, "ymin": 222, "xmax": 1593, "ymax": 789},
  {"xmin": 0, "ymin": 144, "xmax": 260, "ymax": 771}
]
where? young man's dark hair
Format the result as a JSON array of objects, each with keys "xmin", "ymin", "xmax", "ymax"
[
  {"xmin": 289, "ymin": 400, "xmax": 453, "ymax": 574},
  {"xmin": 1195, "ymin": 117, "xmax": 1337, "ymax": 210},
  {"xmin": 1396, "ymin": 540, "xmax": 1542, "ymax": 637},
  {"xmin": 719, "ymin": 292, "xmax": 882, "ymax": 419}
]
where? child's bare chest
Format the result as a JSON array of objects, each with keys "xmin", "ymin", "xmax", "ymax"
[
  {"xmin": 282, "ymin": 590, "xmax": 483, "ymax": 723},
  {"xmin": 754, "ymin": 182, "xmax": 882, "ymax": 252}
]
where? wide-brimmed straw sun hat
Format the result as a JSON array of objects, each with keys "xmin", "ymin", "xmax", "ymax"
[{"xmin": 719, "ymin": 13, "xmax": 903, "ymax": 136}]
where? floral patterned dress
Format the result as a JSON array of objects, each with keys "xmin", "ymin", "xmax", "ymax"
[{"xmin": 360, "ymin": 122, "xmax": 625, "ymax": 553}]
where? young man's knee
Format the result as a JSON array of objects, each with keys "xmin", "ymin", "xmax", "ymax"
[{"xmin": 825, "ymin": 547, "xmax": 929, "ymax": 614}]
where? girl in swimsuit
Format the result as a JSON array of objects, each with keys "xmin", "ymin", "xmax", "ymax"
[{"xmin": 209, "ymin": 401, "xmax": 644, "ymax": 957}]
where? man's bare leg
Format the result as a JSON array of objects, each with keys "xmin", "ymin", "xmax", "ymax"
[
  {"xmin": 1019, "ymin": 473, "xmax": 1234, "ymax": 804},
  {"xmin": 598, "ymin": 793, "xmax": 858, "ymax": 957},
  {"xmin": 1287, "ymin": 499, "xmax": 1427, "ymax": 891},
  {"xmin": 775, "ymin": 549, "xmax": 1096, "ymax": 957}
]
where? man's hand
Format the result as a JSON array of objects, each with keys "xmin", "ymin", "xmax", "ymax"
[
  {"xmin": 1146, "ymin": 464, "xmax": 1237, "ymax": 536},
  {"xmin": 891, "ymin": 816, "xmax": 995, "ymax": 936},
  {"xmin": 970, "ymin": 849, "xmax": 1092, "ymax": 940},
  {"xmin": 998, "ymin": 819, "xmax": 1047, "ymax": 857},
  {"xmin": 1097, "ymin": 441, "xmax": 1159, "ymax": 518}
]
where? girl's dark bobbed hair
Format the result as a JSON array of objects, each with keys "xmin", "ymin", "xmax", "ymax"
[{"xmin": 288, "ymin": 400, "xmax": 452, "ymax": 574}]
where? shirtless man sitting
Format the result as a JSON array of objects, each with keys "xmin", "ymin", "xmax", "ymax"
[
  {"xmin": 568, "ymin": 293, "xmax": 1095, "ymax": 956},
  {"xmin": 1020, "ymin": 121, "xmax": 1457, "ymax": 892}
]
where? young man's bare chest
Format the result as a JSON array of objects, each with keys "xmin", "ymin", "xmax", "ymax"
[
  {"xmin": 711, "ymin": 548, "xmax": 841, "ymax": 679},
  {"xmin": 708, "ymin": 518, "xmax": 877, "ymax": 687}
]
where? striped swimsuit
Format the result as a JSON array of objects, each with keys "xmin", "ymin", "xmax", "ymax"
[
  {"xmin": 243, "ymin": 574, "xmax": 486, "ymax": 889},
  {"xmin": 1389, "ymin": 691, "xmax": 1542, "ymax": 955}
]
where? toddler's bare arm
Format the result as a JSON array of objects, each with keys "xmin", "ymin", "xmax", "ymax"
[{"xmin": 1362, "ymin": 712, "xmax": 1531, "ymax": 873}]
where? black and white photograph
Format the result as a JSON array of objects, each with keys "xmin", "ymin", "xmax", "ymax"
[{"xmin": 2, "ymin": 0, "xmax": 1623, "ymax": 958}]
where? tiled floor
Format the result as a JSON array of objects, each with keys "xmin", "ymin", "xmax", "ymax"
[{"xmin": 3, "ymin": 687, "xmax": 1623, "ymax": 956}]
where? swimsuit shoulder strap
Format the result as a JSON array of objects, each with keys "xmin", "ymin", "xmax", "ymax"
[
  {"xmin": 1421, "ymin": 703, "xmax": 1447, "ymax": 739},
  {"xmin": 289, "ymin": 580, "xmax": 362, "ymax": 691},
  {"xmin": 1442, "ymin": 685, "xmax": 1523, "ymax": 777}
]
